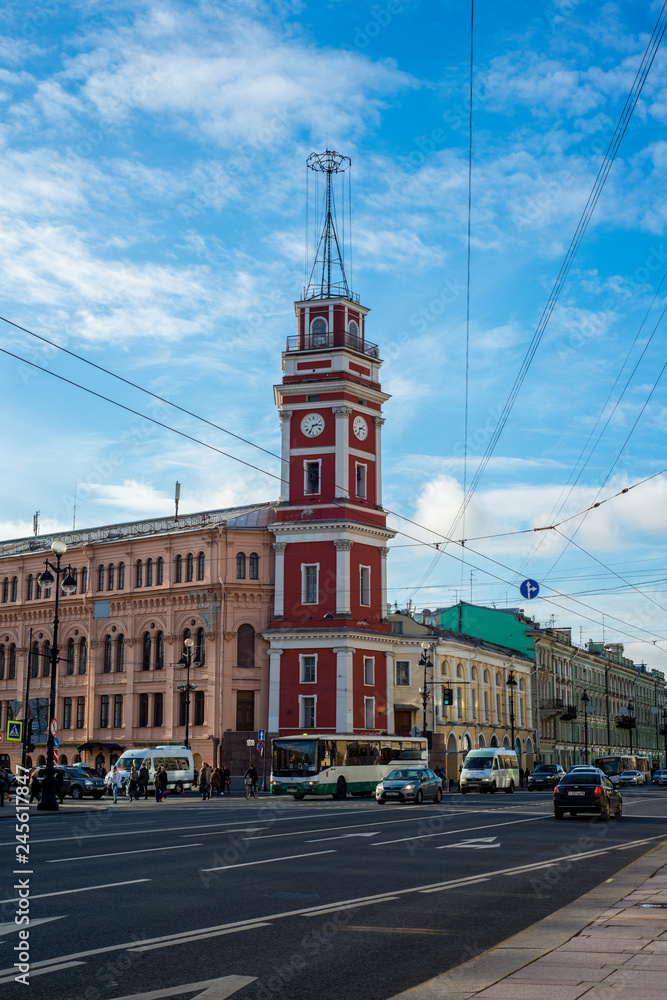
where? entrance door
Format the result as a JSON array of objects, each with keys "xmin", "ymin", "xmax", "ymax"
[
  {"xmin": 394, "ymin": 710, "xmax": 412, "ymax": 736},
  {"xmin": 236, "ymin": 690, "xmax": 255, "ymax": 732}
]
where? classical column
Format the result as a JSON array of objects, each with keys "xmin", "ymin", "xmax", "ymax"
[
  {"xmin": 385, "ymin": 650, "xmax": 395, "ymax": 733},
  {"xmin": 334, "ymin": 539, "xmax": 353, "ymax": 614},
  {"xmin": 268, "ymin": 647, "xmax": 283, "ymax": 732},
  {"xmin": 333, "ymin": 407, "xmax": 351, "ymax": 498},
  {"xmin": 374, "ymin": 416, "xmax": 385, "ymax": 506},
  {"xmin": 278, "ymin": 410, "xmax": 292, "ymax": 503},
  {"xmin": 273, "ymin": 542, "xmax": 286, "ymax": 617},
  {"xmin": 334, "ymin": 646, "xmax": 355, "ymax": 731},
  {"xmin": 379, "ymin": 546, "xmax": 389, "ymax": 616}
]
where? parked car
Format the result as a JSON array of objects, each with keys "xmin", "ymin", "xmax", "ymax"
[
  {"xmin": 619, "ymin": 770, "xmax": 645, "ymax": 786},
  {"xmin": 376, "ymin": 767, "xmax": 443, "ymax": 805},
  {"xmin": 32, "ymin": 765, "xmax": 106, "ymax": 800},
  {"xmin": 554, "ymin": 772, "xmax": 622, "ymax": 820},
  {"xmin": 527, "ymin": 764, "xmax": 566, "ymax": 790},
  {"xmin": 652, "ymin": 770, "xmax": 667, "ymax": 785}
]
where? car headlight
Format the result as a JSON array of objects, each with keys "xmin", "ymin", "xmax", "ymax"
[
  {"xmin": 85, "ymin": 781, "xmax": 93, "ymax": 786},
  {"xmin": 404, "ymin": 784, "xmax": 414, "ymax": 791}
]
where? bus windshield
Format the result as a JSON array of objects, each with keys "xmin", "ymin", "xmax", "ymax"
[
  {"xmin": 464, "ymin": 755, "xmax": 494, "ymax": 770},
  {"xmin": 117, "ymin": 754, "xmax": 147, "ymax": 770},
  {"xmin": 272, "ymin": 740, "xmax": 318, "ymax": 777}
]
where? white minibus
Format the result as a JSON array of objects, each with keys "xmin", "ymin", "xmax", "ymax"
[
  {"xmin": 114, "ymin": 745, "xmax": 195, "ymax": 795},
  {"xmin": 460, "ymin": 747, "xmax": 519, "ymax": 794}
]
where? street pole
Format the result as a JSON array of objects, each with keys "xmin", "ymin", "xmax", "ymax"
[
  {"xmin": 177, "ymin": 636, "xmax": 200, "ymax": 750},
  {"xmin": 21, "ymin": 627, "xmax": 33, "ymax": 771},
  {"xmin": 506, "ymin": 669, "xmax": 517, "ymax": 751},
  {"xmin": 581, "ymin": 689, "xmax": 590, "ymax": 764}
]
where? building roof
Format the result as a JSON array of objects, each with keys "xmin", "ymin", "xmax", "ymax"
[{"xmin": 0, "ymin": 501, "xmax": 278, "ymax": 558}]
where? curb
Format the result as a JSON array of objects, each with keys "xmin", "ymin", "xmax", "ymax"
[{"xmin": 385, "ymin": 838, "xmax": 667, "ymax": 999}]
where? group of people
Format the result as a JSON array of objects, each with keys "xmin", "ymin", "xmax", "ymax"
[{"xmin": 195, "ymin": 764, "xmax": 232, "ymax": 799}]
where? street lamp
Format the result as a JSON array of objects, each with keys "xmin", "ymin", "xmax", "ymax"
[
  {"xmin": 37, "ymin": 541, "xmax": 77, "ymax": 812},
  {"xmin": 418, "ymin": 642, "xmax": 435, "ymax": 740},
  {"xmin": 660, "ymin": 708, "xmax": 667, "ymax": 766},
  {"xmin": 628, "ymin": 699, "xmax": 635, "ymax": 757},
  {"xmin": 506, "ymin": 669, "xmax": 518, "ymax": 752},
  {"xmin": 177, "ymin": 636, "xmax": 201, "ymax": 750},
  {"xmin": 581, "ymin": 689, "xmax": 590, "ymax": 764}
]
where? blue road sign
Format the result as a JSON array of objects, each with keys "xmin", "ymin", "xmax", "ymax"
[
  {"xmin": 7, "ymin": 720, "xmax": 23, "ymax": 742},
  {"xmin": 520, "ymin": 579, "xmax": 540, "ymax": 600},
  {"xmin": 53, "ymin": 736, "xmax": 60, "ymax": 748},
  {"xmin": 258, "ymin": 729, "xmax": 266, "ymax": 742}
]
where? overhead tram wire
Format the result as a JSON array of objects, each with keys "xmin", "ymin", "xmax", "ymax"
[
  {"xmin": 440, "ymin": 2, "xmax": 667, "ymax": 549},
  {"xmin": 460, "ymin": 0, "xmax": 474, "ymax": 594}
]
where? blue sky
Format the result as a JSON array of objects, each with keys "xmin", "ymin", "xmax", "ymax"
[{"xmin": 2, "ymin": 0, "xmax": 667, "ymax": 670}]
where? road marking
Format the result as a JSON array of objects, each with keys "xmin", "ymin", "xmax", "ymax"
[
  {"xmin": 341, "ymin": 925, "xmax": 451, "ymax": 935},
  {"xmin": 238, "ymin": 809, "xmax": 488, "ymax": 843},
  {"xmin": 130, "ymin": 924, "xmax": 272, "ymax": 952},
  {"xmin": 0, "ymin": 879, "xmax": 150, "ymax": 905},
  {"xmin": 305, "ymin": 831, "xmax": 379, "ymax": 843},
  {"xmin": 0, "ymin": 962, "xmax": 85, "ymax": 984},
  {"xmin": 47, "ymin": 844, "xmax": 201, "ymax": 863},
  {"xmin": 3, "ymin": 833, "xmax": 663, "ymax": 979},
  {"xmin": 374, "ymin": 813, "xmax": 546, "ymax": 845},
  {"xmin": 0, "ymin": 916, "xmax": 65, "ymax": 937},
  {"xmin": 203, "ymin": 849, "xmax": 337, "ymax": 872},
  {"xmin": 447, "ymin": 837, "xmax": 500, "ymax": 849},
  {"xmin": 100, "ymin": 975, "xmax": 257, "ymax": 999}
]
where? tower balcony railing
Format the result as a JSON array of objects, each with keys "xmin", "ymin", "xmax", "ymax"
[{"xmin": 286, "ymin": 331, "xmax": 380, "ymax": 359}]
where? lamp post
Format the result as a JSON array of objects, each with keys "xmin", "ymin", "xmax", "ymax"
[
  {"xmin": 661, "ymin": 708, "xmax": 667, "ymax": 767},
  {"xmin": 581, "ymin": 689, "xmax": 590, "ymax": 764},
  {"xmin": 177, "ymin": 636, "xmax": 201, "ymax": 750},
  {"xmin": 506, "ymin": 669, "xmax": 518, "ymax": 752},
  {"xmin": 418, "ymin": 642, "xmax": 435, "ymax": 741},
  {"xmin": 37, "ymin": 541, "xmax": 77, "ymax": 811},
  {"xmin": 628, "ymin": 699, "xmax": 635, "ymax": 757}
]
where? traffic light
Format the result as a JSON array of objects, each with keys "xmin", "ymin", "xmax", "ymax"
[
  {"xmin": 27, "ymin": 743, "xmax": 35, "ymax": 753},
  {"xmin": 443, "ymin": 688, "xmax": 454, "ymax": 707}
]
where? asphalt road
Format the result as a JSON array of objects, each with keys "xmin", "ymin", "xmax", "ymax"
[{"xmin": 1, "ymin": 786, "xmax": 667, "ymax": 1000}]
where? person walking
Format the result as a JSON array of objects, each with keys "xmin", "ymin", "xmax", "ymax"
[
  {"xmin": 99, "ymin": 764, "xmax": 107, "ymax": 779},
  {"xmin": 0, "ymin": 766, "xmax": 10, "ymax": 806},
  {"xmin": 222, "ymin": 764, "xmax": 231, "ymax": 796},
  {"xmin": 108, "ymin": 765, "xmax": 123, "ymax": 804},
  {"xmin": 199, "ymin": 763, "xmax": 212, "ymax": 800},
  {"xmin": 55, "ymin": 768, "xmax": 66, "ymax": 805},
  {"xmin": 138, "ymin": 762, "xmax": 149, "ymax": 800},
  {"xmin": 155, "ymin": 766, "xmax": 168, "ymax": 803},
  {"xmin": 128, "ymin": 765, "xmax": 139, "ymax": 802},
  {"xmin": 211, "ymin": 767, "xmax": 221, "ymax": 798},
  {"xmin": 29, "ymin": 773, "xmax": 41, "ymax": 803}
]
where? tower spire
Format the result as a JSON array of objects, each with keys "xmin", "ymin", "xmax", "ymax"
[{"xmin": 304, "ymin": 149, "xmax": 353, "ymax": 301}]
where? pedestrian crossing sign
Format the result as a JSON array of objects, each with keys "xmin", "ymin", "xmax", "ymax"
[{"xmin": 7, "ymin": 720, "xmax": 23, "ymax": 742}]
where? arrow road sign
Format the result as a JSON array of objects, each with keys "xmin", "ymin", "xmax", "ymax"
[
  {"xmin": 445, "ymin": 837, "xmax": 500, "ymax": 850},
  {"xmin": 519, "ymin": 579, "xmax": 540, "ymax": 600}
]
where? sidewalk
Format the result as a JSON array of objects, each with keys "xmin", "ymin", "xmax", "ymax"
[{"xmin": 388, "ymin": 839, "xmax": 667, "ymax": 1000}]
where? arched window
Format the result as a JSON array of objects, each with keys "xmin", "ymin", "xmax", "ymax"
[
  {"xmin": 175, "ymin": 555, "xmax": 183, "ymax": 583},
  {"xmin": 66, "ymin": 638, "xmax": 75, "ymax": 675},
  {"xmin": 79, "ymin": 637, "xmax": 87, "ymax": 675},
  {"xmin": 35, "ymin": 575, "xmax": 42, "ymax": 599},
  {"xmin": 155, "ymin": 631, "xmax": 164, "ymax": 670},
  {"xmin": 197, "ymin": 552, "xmax": 205, "ymax": 580},
  {"xmin": 186, "ymin": 553, "xmax": 194, "ymax": 582},
  {"xmin": 117, "ymin": 562, "xmax": 125, "ymax": 590},
  {"xmin": 136, "ymin": 560, "xmax": 143, "ymax": 588},
  {"xmin": 115, "ymin": 635, "xmax": 125, "ymax": 673},
  {"xmin": 146, "ymin": 558, "xmax": 153, "ymax": 586},
  {"xmin": 103, "ymin": 635, "xmax": 112, "ymax": 673},
  {"xmin": 496, "ymin": 672, "xmax": 502, "ymax": 686},
  {"xmin": 157, "ymin": 557, "xmax": 164, "ymax": 585},
  {"xmin": 311, "ymin": 316, "xmax": 327, "ymax": 343},
  {"xmin": 95, "ymin": 753, "xmax": 105, "ymax": 771},
  {"xmin": 142, "ymin": 632, "xmax": 151, "ymax": 671},
  {"xmin": 0, "ymin": 645, "xmax": 4, "ymax": 680},
  {"xmin": 30, "ymin": 642, "xmax": 39, "ymax": 678},
  {"xmin": 80, "ymin": 567, "xmax": 88, "ymax": 594},
  {"xmin": 69, "ymin": 568, "xmax": 77, "ymax": 593},
  {"xmin": 196, "ymin": 627, "xmax": 205, "ymax": 666},
  {"xmin": 26, "ymin": 575, "xmax": 33, "ymax": 601},
  {"xmin": 456, "ymin": 663, "xmax": 463, "ymax": 678},
  {"xmin": 236, "ymin": 553, "xmax": 246, "ymax": 579},
  {"xmin": 348, "ymin": 319, "xmax": 359, "ymax": 337},
  {"xmin": 237, "ymin": 624, "xmax": 255, "ymax": 668},
  {"xmin": 483, "ymin": 669, "xmax": 490, "ymax": 684},
  {"xmin": 10, "ymin": 577, "xmax": 17, "ymax": 602},
  {"xmin": 43, "ymin": 641, "xmax": 51, "ymax": 677},
  {"xmin": 7, "ymin": 644, "xmax": 15, "ymax": 679},
  {"xmin": 1, "ymin": 578, "xmax": 7, "ymax": 602},
  {"xmin": 249, "ymin": 552, "xmax": 259, "ymax": 580},
  {"xmin": 97, "ymin": 565, "xmax": 105, "ymax": 591},
  {"xmin": 107, "ymin": 564, "xmax": 115, "ymax": 591},
  {"xmin": 471, "ymin": 666, "xmax": 478, "ymax": 681}
]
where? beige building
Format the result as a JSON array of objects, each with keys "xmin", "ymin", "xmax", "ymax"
[{"xmin": 0, "ymin": 503, "xmax": 275, "ymax": 773}]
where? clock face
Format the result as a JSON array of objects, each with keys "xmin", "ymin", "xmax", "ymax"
[
  {"xmin": 301, "ymin": 412, "xmax": 325, "ymax": 438},
  {"xmin": 353, "ymin": 415, "xmax": 368, "ymax": 441}
]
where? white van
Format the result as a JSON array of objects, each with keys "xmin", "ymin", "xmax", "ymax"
[
  {"xmin": 460, "ymin": 748, "xmax": 519, "ymax": 795},
  {"xmin": 114, "ymin": 746, "xmax": 195, "ymax": 795}
]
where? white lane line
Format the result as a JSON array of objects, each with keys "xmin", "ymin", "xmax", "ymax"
[
  {"xmin": 47, "ymin": 844, "xmax": 201, "ymax": 863},
  {"xmin": 129, "ymin": 923, "xmax": 273, "ymax": 952},
  {"xmin": 0, "ymin": 961, "xmax": 85, "ymax": 985},
  {"xmin": 235, "ymin": 808, "xmax": 490, "ymax": 842},
  {"xmin": 0, "ymin": 879, "xmax": 150, "ymax": 904},
  {"xmin": 202, "ymin": 849, "xmax": 337, "ymax": 872},
  {"xmin": 305, "ymin": 832, "xmax": 379, "ymax": 843},
  {"xmin": 374, "ymin": 814, "xmax": 547, "ymax": 845}
]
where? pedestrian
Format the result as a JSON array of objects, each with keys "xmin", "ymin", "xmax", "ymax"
[
  {"xmin": 524, "ymin": 768, "xmax": 531, "ymax": 783},
  {"xmin": 199, "ymin": 763, "xmax": 211, "ymax": 800},
  {"xmin": 0, "ymin": 766, "xmax": 10, "ymax": 806},
  {"xmin": 519, "ymin": 767, "xmax": 525, "ymax": 789},
  {"xmin": 99, "ymin": 764, "xmax": 107, "ymax": 779},
  {"xmin": 138, "ymin": 762, "xmax": 149, "ymax": 799},
  {"xmin": 108, "ymin": 765, "xmax": 123, "ymax": 804},
  {"xmin": 155, "ymin": 766, "xmax": 168, "ymax": 803},
  {"xmin": 193, "ymin": 767, "xmax": 199, "ymax": 787},
  {"xmin": 55, "ymin": 768, "xmax": 65, "ymax": 804},
  {"xmin": 222, "ymin": 764, "xmax": 231, "ymax": 795},
  {"xmin": 128, "ymin": 765, "xmax": 139, "ymax": 802},
  {"xmin": 29, "ymin": 773, "xmax": 41, "ymax": 803},
  {"xmin": 211, "ymin": 767, "xmax": 221, "ymax": 797}
]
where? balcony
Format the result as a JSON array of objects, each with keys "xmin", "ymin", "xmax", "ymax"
[
  {"xmin": 285, "ymin": 331, "xmax": 380, "ymax": 359},
  {"xmin": 560, "ymin": 706, "xmax": 577, "ymax": 721}
]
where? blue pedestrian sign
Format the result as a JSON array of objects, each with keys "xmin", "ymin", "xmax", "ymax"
[
  {"xmin": 7, "ymin": 720, "xmax": 23, "ymax": 742},
  {"xmin": 519, "ymin": 579, "xmax": 540, "ymax": 600}
]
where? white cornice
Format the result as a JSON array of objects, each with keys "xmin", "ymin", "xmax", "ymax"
[{"xmin": 269, "ymin": 519, "xmax": 395, "ymax": 543}]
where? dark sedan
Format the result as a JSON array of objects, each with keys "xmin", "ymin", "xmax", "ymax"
[
  {"xmin": 528, "ymin": 764, "xmax": 566, "ymax": 790},
  {"xmin": 554, "ymin": 772, "xmax": 622, "ymax": 820}
]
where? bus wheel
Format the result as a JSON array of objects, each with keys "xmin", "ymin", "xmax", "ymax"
[
  {"xmin": 292, "ymin": 794, "xmax": 305, "ymax": 800},
  {"xmin": 489, "ymin": 783, "xmax": 496, "ymax": 794},
  {"xmin": 173, "ymin": 781, "xmax": 183, "ymax": 796},
  {"xmin": 335, "ymin": 777, "xmax": 347, "ymax": 800},
  {"xmin": 505, "ymin": 781, "xmax": 514, "ymax": 794}
]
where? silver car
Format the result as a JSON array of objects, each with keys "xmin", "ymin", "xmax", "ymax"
[
  {"xmin": 376, "ymin": 767, "xmax": 443, "ymax": 805},
  {"xmin": 619, "ymin": 770, "xmax": 645, "ymax": 786}
]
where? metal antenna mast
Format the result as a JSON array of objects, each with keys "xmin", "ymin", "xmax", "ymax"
[{"xmin": 304, "ymin": 149, "xmax": 353, "ymax": 301}]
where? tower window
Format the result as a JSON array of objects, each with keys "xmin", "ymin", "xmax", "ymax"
[
  {"xmin": 364, "ymin": 656, "xmax": 375, "ymax": 686},
  {"xmin": 249, "ymin": 552, "xmax": 259, "ymax": 579},
  {"xmin": 310, "ymin": 317, "xmax": 328, "ymax": 347},
  {"xmin": 236, "ymin": 553, "xmax": 246, "ymax": 579},
  {"xmin": 360, "ymin": 566, "xmax": 371, "ymax": 606},
  {"xmin": 348, "ymin": 319, "xmax": 359, "ymax": 336},
  {"xmin": 304, "ymin": 460, "xmax": 321, "ymax": 495},
  {"xmin": 355, "ymin": 463, "xmax": 367, "ymax": 498},
  {"xmin": 300, "ymin": 695, "xmax": 316, "ymax": 729},
  {"xmin": 302, "ymin": 564, "xmax": 319, "ymax": 605},
  {"xmin": 300, "ymin": 655, "xmax": 317, "ymax": 683}
]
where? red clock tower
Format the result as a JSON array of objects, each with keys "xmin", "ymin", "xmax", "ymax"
[{"xmin": 265, "ymin": 150, "xmax": 395, "ymax": 736}]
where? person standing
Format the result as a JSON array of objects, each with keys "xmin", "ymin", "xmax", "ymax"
[
  {"xmin": 0, "ymin": 767, "xmax": 10, "ymax": 806},
  {"xmin": 199, "ymin": 763, "xmax": 211, "ymax": 800},
  {"xmin": 55, "ymin": 768, "xmax": 65, "ymax": 805},
  {"xmin": 138, "ymin": 762, "xmax": 149, "ymax": 799},
  {"xmin": 29, "ymin": 773, "xmax": 41, "ymax": 803},
  {"xmin": 211, "ymin": 767, "xmax": 221, "ymax": 798},
  {"xmin": 128, "ymin": 766, "xmax": 139, "ymax": 802},
  {"xmin": 222, "ymin": 764, "xmax": 231, "ymax": 796},
  {"xmin": 99, "ymin": 764, "xmax": 107, "ymax": 779},
  {"xmin": 108, "ymin": 765, "xmax": 123, "ymax": 804},
  {"xmin": 155, "ymin": 766, "xmax": 168, "ymax": 803}
]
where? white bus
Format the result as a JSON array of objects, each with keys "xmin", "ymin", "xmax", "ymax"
[
  {"xmin": 593, "ymin": 754, "xmax": 651, "ymax": 786},
  {"xmin": 114, "ymin": 746, "xmax": 195, "ymax": 795},
  {"xmin": 460, "ymin": 747, "xmax": 519, "ymax": 794},
  {"xmin": 270, "ymin": 734, "xmax": 428, "ymax": 800}
]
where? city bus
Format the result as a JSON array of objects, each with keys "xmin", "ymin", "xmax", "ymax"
[
  {"xmin": 270, "ymin": 734, "xmax": 428, "ymax": 799},
  {"xmin": 593, "ymin": 754, "xmax": 651, "ymax": 785}
]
